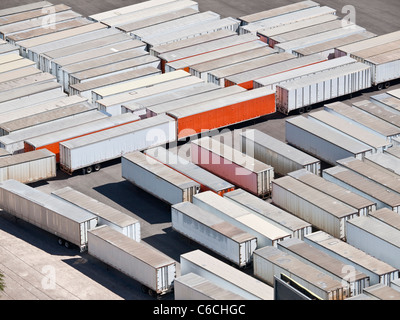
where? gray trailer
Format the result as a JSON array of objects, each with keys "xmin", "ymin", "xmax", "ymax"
[
  {"xmin": 180, "ymin": 249, "xmax": 274, "ymax": 300},
  {"xmin": 122, "ymin": 151, "xmax": 200, "ymax": 204},
  {"xmin": 304, "ymin": 231, "xmax": 399, "ymax": 286},
  {"xmin": 51, "ymin": 186, "xmax": 140, "ymax": 242},
  {"xmin": 88, "ymin": 225, "xmax": 176, "ymax": 297},
  {"xmin": 0, "ymin": 179, "xmax": 98, "ymax": 251},
  {"xmin": 171, "ymin": 201, "xmax": 257, "ymax": 267},
  {"xmin": 0, "ymin": 149, "xmax": 56, "ymax": 184},
  {"xmin": 240, "ymin": 129, "xmax": 321, "ymax": 176}
]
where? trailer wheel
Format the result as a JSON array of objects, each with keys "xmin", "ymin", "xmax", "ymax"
[
  {"xmin": 58, "ymin": 238, "xmax": 64, "ymax": 246},
  {"xmin": 377, "ymin": 83, "xmax": 384, "ymax": 90},
  {"xmin": 298, "ymin": 107, "xmax": 305, "ymax": 114},
  {"xmin": 385, "ymin": 81, "xmax": 391, "ymax": 89},
  {"xmin": 141, "ymin": 285, "xmax": 148, "ymax": 294},
  {"xmin": 85, "ymin": 166, "xmax": 93, "ymax": 174},
  {"xmin": 305, "ymin": 105, "xmax": 312, "ymax": 113},
  {"xmin": 64, "ymin": 241, "xmax": 70, "ymax": 249},
  {"xmin": 94, "ymin": 164, "xmax": 101, "ymax": 172}
]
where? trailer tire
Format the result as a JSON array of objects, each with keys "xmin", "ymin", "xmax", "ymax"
[
  {"xmin": 385, "ymin": 81, "xmax": 391, "ymax": 89},
  {"xmin": 85, "ymin": 166, "xmax": 93, "ymax": 174},
  {"xmin": 94, "ymin": 164, "xmax": 101, "ymax": 171},
  {"xmin": 141, "ymin": 285, "xmax": 148, "ymax": 294},
  {"xmin": 298, "ymin": 107, "xmax": 305, "ymax": 114},
  {"xmin": 377, "ymin": 83, "xmax": 384, "ymax": 90},
  {"xmin": 305, "ymin": 105, "xmax": 312, "ymax": 113},
  {"xmin": 58, "ymin": 238, "xmax": 64, "ymax": 246},
  {"xmin": 64, "ymin": 241, "xmax": 70, "ymax": 249}
]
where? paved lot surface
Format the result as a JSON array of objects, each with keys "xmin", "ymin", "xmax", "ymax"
[{"xmin": 0, "ymin": 0, "xmax": 399, "ymax": 300}]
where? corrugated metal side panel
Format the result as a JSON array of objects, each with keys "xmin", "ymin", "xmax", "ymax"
[
  {"xmin": 171, "ymin": 203, "xmax": 255, "ymax": 267},
  {"xmin": 346, "ymin": 217, "xmax": 400, "ymax": 270},
  {"xmin": 271, "ymin": 179, "xmax": 348, "ymax": 239},
  {"xmin": 60, "ymin": 116, "xmax": 176, "ymax": 173},
  {"xmin": 0, "ymin": 151, "xmax": 56, "ymax": 183},
  {"xmin": 88, "ymin": 225, "xmax": 175, "ymax": 294},
  {"xmin": 180, "ymin": 249, "xmax": 274, "ymax": 300}
]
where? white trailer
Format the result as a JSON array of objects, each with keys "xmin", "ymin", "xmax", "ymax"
[
  {"xmin": 271, "ymin": 175, "xmax": 359, "ymax": 240},
  {"xmin": 223, "ymin": 188, "xmax": 312, "ymax": 240},
  {"xmin": 275, "ymin": 62, "xmax": 371, "ymax": 114},
  {"xmin": 0, "ymin": 149, "xmax": 56, "ymax": 184},
  {"xmin": 193, "ymin": 191, "xmax": 292, "ymax": 248},
  {"xmin": 174, "ymin": 273, "xmax": 246, "ymax": 300},
  {"xmin": 51, "ymin": 186, "xmax": 140, "ymax": 242},
  {"xmin": 322, "ymin": 166, "xmax": 400, "ymax": 213},
  {"xmin": 324, "ymin": 101, "xmax": 400, "ymax": 143},
  {"xmin": 59, "ymin": 114, "xmax": 177, "ymax": 175},
  {"xmin": 0, "ymin": 179, "xmax": 98, "ymax": 251},
  {"xmin": 253, "ymin": 246, "xmax": 347, "ymax": 300},
  {"xmin": 308, "ymin": 110, "xmax": 391, "ymax": 153},
  {"xmin": 171, "ymin": 201, "xmax": 257, "ymax": 267},
  {"xmin": 180, "ymin": 249, "xmax": 274, "ymax": 300},
  {"xmin": 288, "ymin": 169, "xmax": 376, "ymax": 216},
  {"xmin": 346, "ymin": 216, "xmax": 400, "ymax": 270},
  {"xmin": 122, "ymin": 151, "xmax": 200, "ymax": 204},
  {"xmin": 240, "ymin": 129, "xmax": 321, "ymax": 176},
  {"xmin": 285, "ymin": 116, "xmax": 373, "ymax": 166},
  {"xmin": 88, "ymin": 225, "xmax": 176, "ymax": 297},
  {"xmin": 304, "ymin": 231, "xmax": 399, "ymax": 286},
  {"xmin": 277, "ymin": 237, "xmax": 370, "ymax": 297}
]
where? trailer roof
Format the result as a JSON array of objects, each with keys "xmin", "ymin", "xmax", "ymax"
[
  {"xmin": 123, "ymin": 151, "xmax": 200, "ymax": 189},
  {"xmin": 209, "ymin": 52, "xmax": 295, "ymax": 80},
  {"xmin": 51, "ymin": 186, "xmax": 139, "ymax": 228},
  {"xmin": 293, "ymin": 31, "xmax": 376, "ymax": 56},
  {"xmin": 0, "ymin": 1, "xmax": 52, "ymax": 18},
  {"xmin": 224, "ymin": 188, "xmax": 312, "ymax": 232},
  {"xmin": 25, "ymin": 113, "xmax": 139, "ymax": 148},
  {"xmin": 60, "ymin": 114, "xmax": 175, "ymax": 149},
  {"xmin": 337, "ymin": 157, "xmax": 400, "ymax": 195},
  {"xmin": 364, "ymin": 48, "xmax": 400, "ymax": 65},
  {"xmin": 239, "ymin": 0, "xmax": 319, "ymax": 24},
  {"xmin": 150, "ymin": 29, "xmax": 237, "ymax": 57},
  {"xmin": 324, "ymin": 101, "xmax": 400, "ymax": 138},
  {"xmin": 89, "ymin": 225, "xmax": 175, "ymax": 268},
  {"xmin": 305, "ymin": 231, "xmax": 398, "ymax": 275},
  {"xmin": 173, "ymin": 201, "xmax": 256, "ymax": 243},
  {"xmin": 369, "ymin": 207, "xmax": 400, "ymax": 230},
  {"xmin": 274, "ymin": 25, "xmax": 366, "ymax": 54},
  {"xmin": 194, "ymin": 191, "xmax": 290, "ymax": 240},
  {"xmin": 257, "ymin": 13, "xmax": 338, "ymax": 38},
  {"xmin": 174, "ymin": 272, "xmax": 246, "ymax": 300},
  {"xmin": 240, "ymin": 6, "xmax": 336, "ymax": 34},
  {"xmin": 335, "ymin": 30, "xmax": 400, "ymax": 55},
  {"xmin": 278, "ymin": 62, "xmax": 370, "ymax": 89},
  {"xmin": 116, "ymin": 7, "xmax": 199, "ymax": 33},
  {"xmin": 288, "ymin": 169, "xmax": 375, "ymax": 210},
  {"xmin": 190, "ymin": 46, "xmax": 276, "ymax": 74},
  {"xmin": 347, "ymin": 216, "xmax": 400, "ymax": 248},
  {"xmin": 145, "ymin": 146, "xmax": 235, "ymax": 192},
  {"xmin": 278, "ymin": 237, "xmax": 368, "ymax": 281},
  {"xmin": 353, "ymin": 100, "xmax": 400, "ymax": 128},
  {"xmin": 286, "ymin": 116, "xmax": 372, "ymax": 155},
  {"xmin": 371, "ymin": 93, "xmax": 400, "ymax": 112},
  {"xmin": 225, "ymin": 53, "xmax": 325, "ymax": 84},
  {"xmin": 323, "ymin": 166, "xmax": 400, "ymax": 206},
  {"xmin": 167, "ymin": 86, "xmax": 274, "ymax": 119},
  {"xmin": 181, "ymin": 249, "xmax": 274, "ymax": 300},
  {"xmin": 308, "ymin": 110, "xmax": 391, "ymax": 150},
  {"xmin": 143, "ymin": 17, "xmax": 241, "ymax": 48},
  {"xmin": 254, "ymin": 246, "xmax": 344, "ymax": 293},
  {"xmin": 158, "ymin": 33, "xmax": 257, "ymax": 63},
  {"xmin": 101, "ymin": 0, "xmax": 199, "ymax": 28},
  {"xmin": 240, "ymin": 129, "xmax": 319, "ymax": 166},
  {"xmin": 148, "ymin": 85, "xmax": 246, "ymax": 115},
  {"xmin": 0, "ymin": 179, "xmax": 97, "ymax": 223},
  {"xmin": 272, "ymin": 175, "xmax": 359, "ymax": 218},
  {"xmin": 95, "ymin": 76, "xmax": 204, "ymax": 109},
  {"xmin": 166, "ymin": 40, "xmax": 268, "ymax": 71},
  {"xmin": 0, "ymin": 149, "xmax": 54, "ymax": 168}
]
